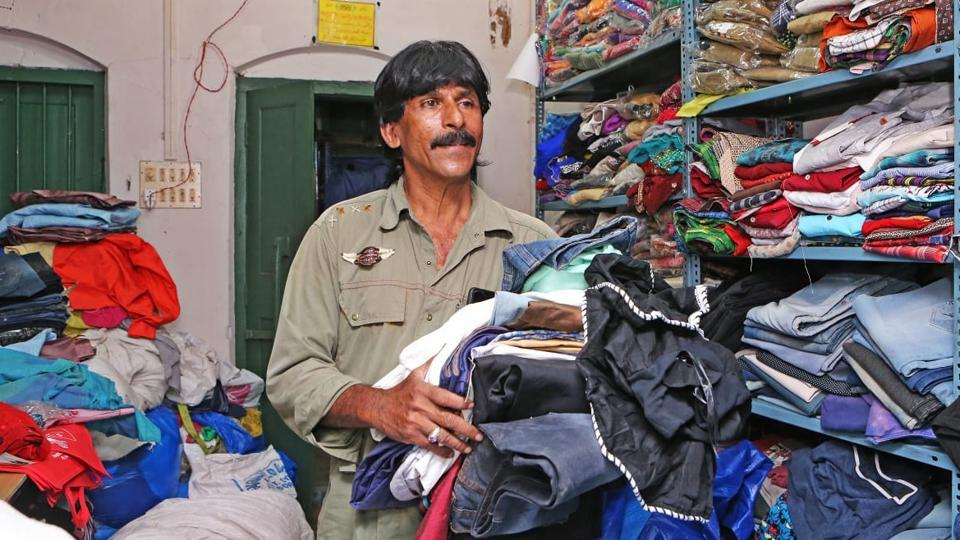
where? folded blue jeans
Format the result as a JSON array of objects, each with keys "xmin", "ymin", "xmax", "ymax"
[
  {"xmin": 741, "ymin": 335, "xmax": 846, "ymax": 375},
  {"xmin": 742, "ymin": 319, "xmax": 852, "ymax": 355},
  {"xmin": 450, "ymin": 413, "xmax": 620, "ymax": 537},
  {"xmin": 852, "ymin": 278, "xmax": 953, "ymax": 377},
  {"xmin": 0, "ymin": 253, "xmax": 46, "ymax": 299},
  {"xmin": 501, "ymin": 215, "xmax": 638, "ymax": 292},
  {"xmin": 350, "ymin": 440, "xmax": 418, "ymax": 511},
  {"xmin": 746, "ymin": 272, "xmax": 915, "ymax": 339}
]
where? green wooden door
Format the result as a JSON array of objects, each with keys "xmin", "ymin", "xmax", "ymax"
[
  {"xmin": 237, "ymin": 81, "xmax": 321, "ymax": 515},
  {"xmin": 0, "ymin": 68, "xmax": 105, "ymax": 216}
]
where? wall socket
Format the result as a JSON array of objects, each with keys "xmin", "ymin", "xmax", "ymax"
[{"xmin": 139, "ymin": 160, "xmax": 202, "ymax": 209}]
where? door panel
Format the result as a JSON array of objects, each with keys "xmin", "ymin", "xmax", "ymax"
[{"xmin": 240, "ymin": 81, "xmax": 321, "ymax": 518}]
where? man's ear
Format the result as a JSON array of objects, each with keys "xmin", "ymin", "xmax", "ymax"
[{"xmin": 380, "ymin": 122, "xmax": 402, "ymax": 150}]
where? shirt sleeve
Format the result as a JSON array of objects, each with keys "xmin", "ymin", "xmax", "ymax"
[{"xmin": 266, "ymin": 222, "xmax": 364, "ymax": 463}]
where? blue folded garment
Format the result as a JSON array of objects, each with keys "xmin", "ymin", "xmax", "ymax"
[{"xmin": 0, "ymin": 203, "xmax": 140, "ymax": 238}]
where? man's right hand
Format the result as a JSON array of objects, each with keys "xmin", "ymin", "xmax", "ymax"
[{"xmin": 370, "ymin": 363, "xmax": 483, "ymax": 458}]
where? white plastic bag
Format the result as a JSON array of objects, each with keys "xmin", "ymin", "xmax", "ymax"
[{"xmin": 184, "ymin": 444, "xmax": 297, "ymax": 498}]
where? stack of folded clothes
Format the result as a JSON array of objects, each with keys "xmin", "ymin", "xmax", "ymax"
[
  {"xmin": 858, "ymin": 150, "xmax": 954, "ymax": 262},
  {"xmin": 535, "ymin": 83, "xmax": 686, "ymax": 209},
  {"xmin": 790, "ymin": 81, "xmax": 954, "ymax": 261},
  {"xmin": 628, "ymin": 206, "xmax": 685, "ymax": 280},
  {"xmin": 731, "ymin": 138, "xmax": 807, "ymax": 257},
  {"xmin": 738, "ymin": 271, "xmax": 915, "ymax": 416},
  {"xmin": 540, "ymin": 0, "xmax": 681, "ymax": 85},
  {"xmin": 788, "ymin": 166, "xmax": 867, "ymax": 247},
  {"xmin": 0, "ymin": 190, "xmax": 138, "ymax": 245},
  {"xmin": 820, "ymin": 5, "xmax": 938, "ymax": 73},
  {"xmin": 769, "ymin": 0, "xmax": 849, "ymax": 75},
  {"xmin": 0, "ymin": 251, "xmax": 67, "ymax": 345}
]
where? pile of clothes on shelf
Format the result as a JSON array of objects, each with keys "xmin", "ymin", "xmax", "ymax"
[
  {"xmin": 352, "ymin": 215, "xmax": 769, "ymax": 538},
  {"xmin": 0, "ymin": 190, "xmax": 308, "ymax": 539},
  {"xmin": 684, "ymin": 0, "xmax": 952, "ymax": 106},
  {"xmin": 535, "ymin": 82, "xmax": 684, "ymax": 209},
  {"xmin": 772, "ymin": 0, "xmax": 949, "ymax": 75},
  {"xmin": 752, "ymin": 435, "xmax": 952, "ymax": 539},
  {"xmin": 674, "ymin": 81, "xmax": 955, "ymax": 263},
  {"xmin": 540, "ymin": 0, "xmax": 681, "ymax": 85}
]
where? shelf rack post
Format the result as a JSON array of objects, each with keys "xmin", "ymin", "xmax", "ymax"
[
  {"xmin": 952, "ymin": 0, "xmax": 960, "ymax": 526},
  {"xmin": 681, "ymin": 0, "xmax": 701, "ymax": 287}
]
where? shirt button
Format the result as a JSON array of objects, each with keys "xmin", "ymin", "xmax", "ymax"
[
  {"xmin": 750, "ymin": 217, "xmax": 756, "ymax": 223},
  {"xmin": 351, "ymin": 313, "xmax": 359, "ymax": 321},
  {"xmin": 426, "ymin": 314, "xmax": 433, "ymax": 322},
  {"xmin": 473, "ymin": 232, "xmax": 480, "ymax": 238},
  {"xmin": 804, "ymin": 174, "xmax": 811, "ymax": 180},
  {"xmin": 426, "ymin": 260, "xmax": 432, "ymax": 266}
]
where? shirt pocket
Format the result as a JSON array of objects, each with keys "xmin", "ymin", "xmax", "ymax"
[{"xmin": 338, "ymin": 283, "xmax": 406, "ymax": 327}]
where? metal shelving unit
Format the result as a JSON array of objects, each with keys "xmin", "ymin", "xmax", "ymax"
[
  {"xmin": 702, "ymin": 245, "xmax": 951, "ymax": 264},
  {"xmin": 678, "ymin": 0, "xmax": 960, "ymax": 530},
  {"xmin": 540, "ymin": 195, "xmax": 631, "ymax": 212}
]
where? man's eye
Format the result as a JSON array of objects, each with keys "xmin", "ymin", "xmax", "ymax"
[
  {"xmin": 423, "ymin": 99, "xmax": 438, "ymax": 107},
  {"xmin": 460, "ymin": 100, "xmax": 475, "ymax": 108}
]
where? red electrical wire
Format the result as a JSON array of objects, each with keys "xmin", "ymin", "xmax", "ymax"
[{"xmin": 150, "ymin": 0, "xmax": 250, "ymax": 206}]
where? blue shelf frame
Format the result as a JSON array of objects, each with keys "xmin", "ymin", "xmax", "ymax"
[
  {"xmin": 752, "ymin": 399, "xmax": 958, "ymax": 472},
  {"xmin": 702, "ymin": 245, "xmax": 950, "ymax": 264},
  {"xmin": 541, "ymin": 195, "xmax": 630, "ymax": 212},
  {"xmin": 700, "ymin": 41, "xmax": 954, "ymax": 119}
]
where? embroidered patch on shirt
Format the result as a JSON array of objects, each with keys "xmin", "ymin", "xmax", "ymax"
[{"xmin": 341, "ymin": 246, "xmax": 395, "ymax": 267}]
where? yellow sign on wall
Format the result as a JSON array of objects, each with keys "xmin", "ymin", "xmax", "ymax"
[{"xmin": 317, "ymin": 0, "xmax": 376, "ymax": 48}]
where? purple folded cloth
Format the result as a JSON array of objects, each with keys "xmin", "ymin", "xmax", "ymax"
[
  {"xmin": 820, "ymin": 394, "xmax": 870, "ymax": 433},
  {"xmin": 864, "ymin": 394, "xmax": 937, "ymax": 444}
]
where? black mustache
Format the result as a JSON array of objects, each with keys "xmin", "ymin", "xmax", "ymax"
[{"xmin": 431, "ymin": 130, "xmax": 477, "ymax": 149}]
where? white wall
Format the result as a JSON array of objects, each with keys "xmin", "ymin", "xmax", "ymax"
[{"xmin": 0, "ymin": 0, "xmax": 535, "ymax": 362}]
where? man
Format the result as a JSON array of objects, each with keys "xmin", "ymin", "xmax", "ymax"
[{"xmin": 266, "ymin": 40, "xmax": 556, "ymax": 539}]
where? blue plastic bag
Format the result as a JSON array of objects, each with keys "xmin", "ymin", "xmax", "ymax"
[
  {"xmin": 190, "ymin": 410, "xmax": 265, "ymax": 455},
  {"xmin": 87, "ymin": 406, "xmax": 182, "ymax": 531}
]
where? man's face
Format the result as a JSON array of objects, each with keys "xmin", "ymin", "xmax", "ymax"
[{"xmin": 380, "ymin": 83, "xmax": 484, "ymax": 182}]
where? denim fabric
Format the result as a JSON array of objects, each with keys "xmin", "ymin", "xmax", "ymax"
[
  {"xmin": 743, "ymin": 319, "xmax": 852, "ymax": 355},
  {"xmin": 904, "ymin": 366, "xmax": 952, "ymax": 394},
  {"xmin": 0, "ymin": 253, "xmax": 46, "ymax": 299},
  {"xmin": 501, "ymin": 216, "xmax": 639, "ymax": 292},
  {"xmin": 860, "ymin": 162, "xmax": 955, "ymax": 189},
  {"xmin": 490, "ymin": 292, "xmax": 531, "ymax": 327},
  {"xmin": 521, "ymin": 244, "xmax": 620, "ymax": 293},
  {"xmin": 843, "ymin": 341, "xmax": 944, "ymax": 429},
  {"xmin": 578, "ymin": 255, "xmax": 750, "ymax": 521},
  {"xmin": 852, "ymin": 278, "xmax": 953, "ymax": 376},
  {"xmin": 741, "ymin": 356, "xmax": 824, "ymax": 416},
  {"xmin": 746, "ymin": 272, "xmax": 915, "ymax": 341},
  {"xmin": 449, "ymin": 413, "xmax": 621, "ymax": 537},
  {"xmin": 0, "ymin": 203, "xmax": 139, "ymax": 238},
  {"xmin": 788, "ymin": 441, "xmax": 936, "ymax": 540},
  {"xmin": 471, "ymin": 354, "xmax": 588, "ymax": 424},
  {"xmin": 742, "ymin": 335, "xmax": 846, "ymax": 375},
  {"xmin": 861, "ymin": 149, "xmax": 953, "ymax": 180},
  {"xmin": 350, "ymin": 440, "xmax": 419, "ymax": 511}
]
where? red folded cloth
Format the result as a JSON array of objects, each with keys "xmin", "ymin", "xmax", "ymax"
[
  {"xmin": 740, "ymin": 172, "xmax": 793, "ymax": 190},
  {"xmin": 734, "ymin": 198, "xmax": 801, "ymax": 230},
  {"xmin": 0, "ymin": 403, "xmax": 49, "ymax": 461},
  {"xmin": 416, "ymin": 457, "xmax": 464, "ymax": 540},
  {"xmin": 692, "ymin": 167, "xmax": 725, "ymax": 199},
  {"xmin": 724, "ymin": 225, "xmax": 753, "ymax": 256},
  {"xmin": 781, "ymin": 166, "xmax": 862, "ymax": 193},
  {"xmin": 735, "ymin": 162, "xmax": 794, "ymax": 181},
  {"xmin": 642, "ymin": 174, "xmax": 683, "ymax": 215},
  {"xmin": 862, "ymin": 216, "xmax": 934, "ymax": 236}
]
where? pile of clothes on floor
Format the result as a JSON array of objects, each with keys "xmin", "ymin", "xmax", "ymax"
[
  {"xmin": 351, "ymin": 215, "xmax": 769, "ymax": 538},
  {"xmin": 535, "ymin": 82, "xmax": 684, "ymax": 209},
  {"xmin": 540, "ymin": 0, "xmax": 681, "ymax": 85},
  {"xmin": 675, "ymin": 81, "xmax": 955, "ymax": 263},
  {"xmin": 0, "ymin": 190, "xmax": 308, "ymax": 539}
]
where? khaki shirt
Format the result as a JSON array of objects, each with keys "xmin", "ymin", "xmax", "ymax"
[{"xmin": 266, "ymin": 178, "xmax": 555, "ymax": 539}]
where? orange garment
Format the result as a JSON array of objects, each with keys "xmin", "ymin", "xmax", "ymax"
[
  {"xmin": 54, "ymin": 233, "xmax": 180, "ymax": 339},
  {"xmin": 903, "ymin": 8, "xmax": 937, "ymax": 52},
  {"xmin": 577, "ymin": 0, "xmax": 610, "ymax": 23},
  {"xmin": 819, "ymin": 8, "xmax": 937, "ymax": 71}
]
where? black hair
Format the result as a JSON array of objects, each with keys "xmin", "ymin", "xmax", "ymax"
[{"xmin": 374, "ymin": 40, "xmax": 492, "ymax": 185}]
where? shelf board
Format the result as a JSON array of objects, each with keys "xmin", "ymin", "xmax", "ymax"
[
  {"xmin": 752, "ymin": 398, "xmax": 957, "ymax": 472},
  {"xmin": 541, "ymin": 195, "xmax": 630, "ymax": 211},
  {"xmin": 540, "ymin": 31, "xmax": 681, "ymax": 102},
  {"xmin": 700, "ymin": 41, "xmax": 954, "ymax": 120},
  {"xmin": 702, "ymin": 245, "xmax": 949, "ymax": 264}
]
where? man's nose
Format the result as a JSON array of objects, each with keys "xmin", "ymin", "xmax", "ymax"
[{"xmin": 441, "ymin": 99, "xmax": 465, "ymax": 129}]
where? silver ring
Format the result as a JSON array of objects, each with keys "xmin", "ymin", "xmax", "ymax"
[{"xmin": 427, "ymin": 426, "xmax": 442, "ymax": 445}]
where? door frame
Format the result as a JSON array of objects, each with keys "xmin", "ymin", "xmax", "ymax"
[{"xmin": 233, "ymin": 77, "xmax": 374, "ymax": 372}]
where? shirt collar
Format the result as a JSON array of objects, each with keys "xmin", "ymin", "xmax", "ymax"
[{"xmin": 379, "ymin": 177, "xmax": 514, "ymax": 236}]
